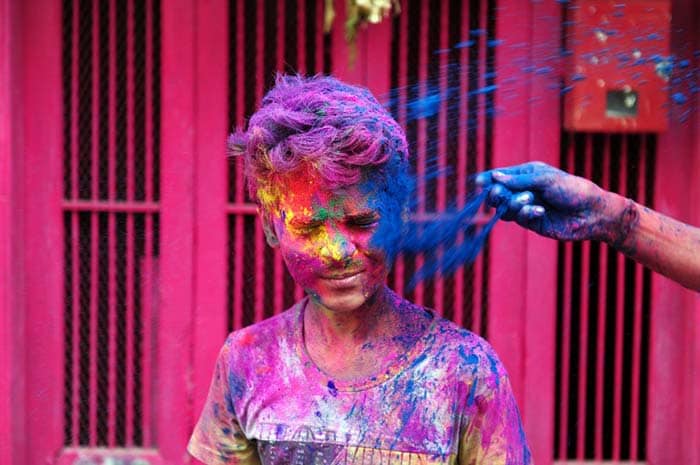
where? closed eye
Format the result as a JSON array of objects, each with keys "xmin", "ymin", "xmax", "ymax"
[{"xmin": 347, "ymin": 213, "xmax": 379, "ymax": 229}]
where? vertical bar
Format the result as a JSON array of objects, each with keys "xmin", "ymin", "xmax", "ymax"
[
  {"xmin": 277, "ymin": 0, "xmax": 285, "ymax": 71},
  {"xmin": 413, "ymin": 0, "xmax": 428, "ymax": 307},
  {"xmin": 557, "ymin": 139, "xmax": 574, "ymax": 460},
  {"xmin": 126, "ymin": 0, "xmax": 135, "ymax": 203},
  {"xmin": 125, "ymin": 214, "xmax": 135, "ymax": 445},
  {"xmin": 107, "ymin": 211, "xmax": 117, "ymax": 447},
  {"xmin": 89, "ymin": 213, "xmax": 98, "ymax": 445},
  {"xmin": 71, "ymin": 212, "xmax": 80, "ymax": 446},
  {"xmin": 253, "ymin": 0, "xmax": 265, "ymax": 324},
  {"xmin": 612, "ymin": 136, "xmax": 628, "ymax": 461},
  {"xmin": 145, "ymin": 0, "xmax": 153, "ymax": 205},
  {"xmin": 91, "ymin": 0, "xmax": 99, "ymax": 201},
  {"xmin": 124, "ymin": 0, "xmax": 135, "ymax": 443},
  {"xmin": 71, "ymin": 0, "xmax": 79, "ymax": 201},
  {"xmin": 629, "ymin": 137, "xmax": 646, "ymax": 460},
  {"xmin": 453, "ymin": 0, "xmax": 470, "ymax": 329},
  {"xmin": 142, "ymin": 0, "xmax": 153, "ymax": 446},
  {"xmin": 90, "ymin": 0, "xmax": 101, "ymax": 446},
  {"xmin": 142, "ymin": 213, "xmax": 153, "ymax": 446},
  {"xmin": 297, "ymin": 0, "xmax": 306, "ymax": 75},
  {"xmin": 432, "ymin": 0, "xmax": 449, "ymax": 317},
  {"xmin": 232, "ymin": 0, "xmax": 245, "ymax": 330},
  {"xmin": 315, "ymin": 0, "xmax": 324, "ymax": 74},
  {"xmin": 69, "ymin": 0, "xmax": 81, "ymax": 444},
  {"xmin": 594, "ymin": 135, "xmax": 611, "ymax": 460},
  {"xmin": 576, "ymin": 135, "xmax": 592, "ymax": 459},
  {"xmin": 107, "ymin": 0, "xmax": 117, "ymax": 446}
]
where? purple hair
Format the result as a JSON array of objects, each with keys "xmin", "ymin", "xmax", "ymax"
[{"xmin": 228, "ymin": 74, "xmax": 410, "ymax": 208}]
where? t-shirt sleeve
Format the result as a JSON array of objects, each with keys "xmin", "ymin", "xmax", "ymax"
[
  {"xmin": 457, "ymin": 346, "xmax": 532, "ymax": 465},
  {"xmin": 187, "ymin": 337, "xmax": 261, "ymax": 465}
]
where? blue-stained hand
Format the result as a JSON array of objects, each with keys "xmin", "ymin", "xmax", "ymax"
[{"xmin": 475, "ymin": 161, "xmax": 622, "ymax": 243}]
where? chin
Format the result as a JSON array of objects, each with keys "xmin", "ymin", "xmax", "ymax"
[
  {"xmin": 310, "ymin": 281, "xmax": 383, "ymax": 314},
  {"xmin": 314, "ymin": 293, "xmax": 369, "ymax": 313}
]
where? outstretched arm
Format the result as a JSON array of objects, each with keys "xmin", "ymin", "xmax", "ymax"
[{"xmin": 476, "ymin": 161, "xmax": 700, "ymax": 291}]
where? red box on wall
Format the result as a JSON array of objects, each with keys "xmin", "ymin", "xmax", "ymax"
[{"xmin": 563, "ymin": 0, "xmax": 671, "ymax": 132}]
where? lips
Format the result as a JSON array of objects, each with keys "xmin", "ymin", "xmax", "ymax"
[{"xmin": 321, "ymin": 269, "xmax": 365, "ymax": 280}]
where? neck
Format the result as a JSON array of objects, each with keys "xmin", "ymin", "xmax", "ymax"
[{"xmin": 304, "ymin": 286, "xmax": 392, "ymax": 349}]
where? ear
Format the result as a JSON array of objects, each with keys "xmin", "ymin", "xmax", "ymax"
[{"xmin": 259, "ymin": 209, "xmax": 280, "ymax": 248}]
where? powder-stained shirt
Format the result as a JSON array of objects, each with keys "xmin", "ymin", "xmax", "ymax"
[{"xmin": 188, "ymin": 299, "xmax": 532, "ymax": 465}]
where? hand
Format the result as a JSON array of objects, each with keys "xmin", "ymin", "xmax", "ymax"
[{"xmin": 475, "ymin": 161, "xmax": 627, "ymax": 243}]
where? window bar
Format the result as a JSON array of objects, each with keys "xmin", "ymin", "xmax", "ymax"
[
  {"xmin": 629, "ymin": 136, "xmax": 647, "ymax": 460},
  {"xmin": 413, "ymin": 0, "xmax": 429, "ymax": 308},
  {"xmin": 71, "ymin": 0, "xmax": 79, "ymax": 203},
  {"xmin": 474, "ymin": 0, "xmax": 489, "ymax": 333},
  {"xmin": 276, "ymin": 0, "xmax": 285, "ymax": 73},
  {"xmin": 106, "ymin": 0, "xmax": 118, "ymax": 448},
  {"xmin": 85, "ymin": 0, "xmax": 98, "ymax": 435},
  {"xmin": 125, "ymin": 0, "xmax": 136, "ymax": 444},
  {"xmin": 273, "ymin": 0, "xmax": 286, "ymax": 317},
  {"xmin": 68, "ymin": 0, "xmax": 80, "ymax": 446},
  {"xmin": 142, "ymin": 0, "xmax": 154, "ymax": 446},
  {"xmin": 297, "ymin": 0, "xmax": 306, "ymax": 75},
  {"xmin": 71, "ymin": 212, "xmax": 81, "ymax": 446},
  {"xmin": 88, "ymin": 0, "xmax": 101, "ymax": 446},
  {"xmin": 314, "ymin": 0, "xmax": 324, "ymax": 75},
  {"xmin": 576, "ymin": 135, "xmax": 593, "ymax": 459},
  {"xmin": 612, "ymin": 135, "xmax": 628, "ymax": 460},
  {"xmin": 125, "ymin": 213, "xmax": 136, "ymax": 445},
  {"xmin": 89, "ymin": 214, "xmax": 99, "ymax": 445},
  {"xmin": 593, "ymin": 134, "xmax": 611, "ymax": 460},
  {"xmin": 453, "ymin": 0, "xmax": 469, "ymax": 329},
  {"xmin": 232, "ymin": 0, "xmax": 245, "ymax": 330},
  {"xmin": 431, "ymin": 0, "xmax": 449, "ymax": 317},
  {"xmin": 391, "ymin": 0, "xmax": 408, "ymax": 298},
  {"xmin": 253, "ymin": 1, "xmax": 265, "ymax": 325},
  {"xmin": 557, "ymin": 137, "xmax": 574, "ymax": 460}
]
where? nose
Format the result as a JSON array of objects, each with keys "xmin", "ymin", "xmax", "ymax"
[{"xmin": 319, "ymin": 228, "xmax": 357, "ymax": 264}]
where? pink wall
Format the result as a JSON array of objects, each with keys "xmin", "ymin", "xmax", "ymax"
[
  {"xmin": 0, "ymin": 0, "xmax": 25, "ymax": 463},
  {"xmin": 1, "ymin": 1, "xmax": 699, "ymax": 464}
]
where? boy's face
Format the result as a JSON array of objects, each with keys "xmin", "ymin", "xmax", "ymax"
[{"xmin": 263, "ymin": 171, "xmax": 389, "ymax": 314}]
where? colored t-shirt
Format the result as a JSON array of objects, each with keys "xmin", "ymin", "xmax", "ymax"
[{"xmin": 188, "ymin": 298, "xmax": 532, "ymax": 465}]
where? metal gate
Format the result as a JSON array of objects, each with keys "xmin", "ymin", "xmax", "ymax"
[
  {"xmin": 61, "ymin": 0, "xmax": 160, "ymax": 450},
  {"xmin": 554, "ymin": 133, "xmax": 656, "ymax": 463}
]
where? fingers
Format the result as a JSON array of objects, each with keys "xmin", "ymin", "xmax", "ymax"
[
  {"xmin": 485, "ymin": 184, "xmax": 544, "ymax": 222},
  {"xmin": 475, "ymin": 161, "xmax": 555, "ymax": 188},
  {"xmin": 502, "ymin": 191, "xmax": 534, "ymax": 221},
  {"xmin": 491, "ymin": 170, "xmax": 556, "ymax": 191},
  {"xmin": 515, "ymin": 204, "xmax": 545, "ymax": 223}
]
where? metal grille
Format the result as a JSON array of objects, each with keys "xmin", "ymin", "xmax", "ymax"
[
  {"xmin": 554, "ymin": 132, "xmax": 655, "ymax": 462},
  {"xmin": 227, "ymin": 0, "xmax": 332, "ymax": 331},
  {"xmin": 387, "ymin": 0, "xmax": 496, "ymax": 334},
  {"xmin": 62, "ymin": 0, "xmax": 161, "ymax": 448}
]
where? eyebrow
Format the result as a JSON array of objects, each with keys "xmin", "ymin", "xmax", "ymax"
[
  {"xmin": 287, "ymin": 210, "xmax": 378, "ymax": 227},
  {"xmin": 288, "ymin": 216, "xmax": 323, "ymax": 228}
]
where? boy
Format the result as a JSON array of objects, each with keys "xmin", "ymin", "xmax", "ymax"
[{"xmin": 188, "ymin": 75, "xmax": 531, "ymax": 465}]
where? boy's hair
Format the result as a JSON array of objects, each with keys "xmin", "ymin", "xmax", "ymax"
[{"xmin": 228, "ymin": 74, "xmax": 412, "ymax": 213}]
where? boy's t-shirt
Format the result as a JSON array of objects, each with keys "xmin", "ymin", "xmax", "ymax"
[{"xmin": 188, "ymin": 298, "xmax": 532, "ymax": 465}]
